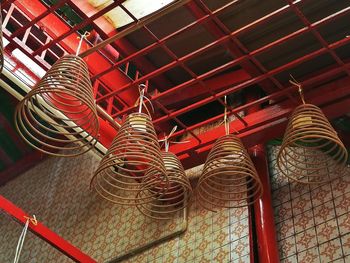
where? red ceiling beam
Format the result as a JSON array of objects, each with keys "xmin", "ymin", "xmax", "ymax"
[
  {"xmin": 186, "ymin": 0, "xmax": 279, "ymax": 94},
  {"xmin": 90, "ymin": 0, "xmax": 291, "ymax": 81},
  {"xmin": 0, "ymin": 195, "xmax": 97, "ymax": 262},
  {"xmin": 9, "ymin": 0, "xmax": 69, "ymax": 39},
  {"xmin": 160, "ymin": 69, "xmax": 251, "ymax": 109},
  {"xmin": 96, "ymin": 6, "xmax": 350, "ymax": 109},
  {"xmin": 30, "ymin": 0, "xmax": 124, "ymax": 56},
  {"xmin": 68, "ymin": 0, "xmax": 174, "ymax": 91},
  {"xmin": 12, "ymin": 0, "xmax": 138, "ymax": 106},
  {"xmin": 170, "ymin": 74, "xmax": 350, "ymax": 168}
]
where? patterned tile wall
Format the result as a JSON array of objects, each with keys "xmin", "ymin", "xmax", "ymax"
[
  {"xmin": 268, "ymin": 145, "xmax": 350, "ymax": 263},
  {"xmin": 0, "ymin": 150, "xmax": 251, "ymax": 262}
]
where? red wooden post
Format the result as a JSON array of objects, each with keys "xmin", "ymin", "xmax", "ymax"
[{"xmin": 251, "ymin": 145, "xmax": 280, "ymax": 263}]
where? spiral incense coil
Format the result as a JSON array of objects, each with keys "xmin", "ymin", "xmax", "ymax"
[
  {"xmin": 136, "ymin": 151, "xmax": 192, "ymax": 220},
  {"xmin": 277, "ymin": 104, "xmax": 348, "ymax": 184},
  {"xmin": 197, "ymin": 134, "xmax": 262, "ymax": 211},
  {"xmin": 91, "ymin": 112, "xmax": 168, "ymax": 205},
  {"xmin": 14, "ymin": 55, "xmax": 99, "ymax": 157}
]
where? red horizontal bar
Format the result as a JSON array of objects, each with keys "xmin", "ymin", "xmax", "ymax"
[
  {"xmin": 97, "ymin": 5, "xmax": 350, "ymax": 110},
  {"xmin": 170, "ymin": 73, "xmax": 350, "ymax": 168},
  {"xmin": 0, "ymin": 195, "xmax": 96, "ymax": 262}
]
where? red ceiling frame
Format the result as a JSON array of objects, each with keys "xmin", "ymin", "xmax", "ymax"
[
  {"xmin": 2, "ymin": 0, "xmax": 350, "ymax": 169},
  {"xmin": 0, "ymin": 195, "xmax": 96, "ymax": 262}
]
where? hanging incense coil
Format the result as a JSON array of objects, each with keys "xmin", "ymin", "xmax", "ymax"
[
  {"xmin": 0, "ymin": 4, "xmax": 4, "ymax": 73},
  {"xmin": 14, "ymin": 55, "xmax": 99, "ymax": 157},
  {"xmin": 136, "ymin": 151, "xmax": 192, "ymax": 220},
  {"xmin": 91, "ymin": 112, "xmax": 168, "ymax": 205},
  {"xmin": 277, "ymin": 103, "xmax": 348, "ymax": 184},
  {"xmin": 197, "ymin": 134, "xmax": 262, "ymax": 211}
]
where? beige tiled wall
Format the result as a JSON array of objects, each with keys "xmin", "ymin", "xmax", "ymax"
[
  {"xmin": 268, "ymin": 145, "xmax": 350, "ymax": 263},
  {"xmin": 0, "ymin": 150, "xmax": 251, "ymax": 263}
]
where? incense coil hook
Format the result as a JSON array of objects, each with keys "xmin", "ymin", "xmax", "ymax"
[
  {"xmin": 136, "ymin": 151, "xmax": 192, "ymax": 220},
  {"xmin": 277, "ymin": 104, "xmax": 348, "ymax": 184},
  {"xmin": 14, "ymin": 55, "xmax": 99, "ymax": 157},
  {"xmin": 91, "ymin": 112, "xmax": 168, "ymax": 205},
  {"xmin": 197, "ymin": 134, "xmax": 262, "ymax": 211}
]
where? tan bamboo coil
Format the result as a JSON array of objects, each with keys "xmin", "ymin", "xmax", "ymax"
[
  {"xmin": 196, "ymin": 134, "xmax": 262, "ymax": 211},
  {"xmin": 277, "ymin": 103, "xmax": 348, "ymax": 184},
  {"xmin": 91, "ymin": 112, "xmax": 169, "ymax": 205},
  {"xmin": 14, "ymin": 55, "xmax": 99, "ymax": 157},
  {"xmin": 136, "ymin": 151, "xmax": 192, "ymax": 219}
]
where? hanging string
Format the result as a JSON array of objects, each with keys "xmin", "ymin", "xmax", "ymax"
[
  {"xmin": 13, "ymin": 215, "xmax": 37, "ymax": 263},
  {"xmin": 289, "ymin": 74, "xmax": 306, "ymax": 105},
  {"xmin": 134, "ymin": 84, "xmax": 154, "ymax": 116},
  {"xmin": 159, "ymin": 125, "xmax": 189, "ymax": 152},
  {"xmin": 76, "ymin": 32, "xmax": 90, "ymax": 56},
  {"xmin": 224, "ymin": 96, "xmax": 229, "ymax": 135}
]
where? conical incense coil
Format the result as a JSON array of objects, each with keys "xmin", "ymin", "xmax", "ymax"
[
  {"xmin": 136, "ymin": 151, "xmax": 192, "ymax": 220},
  {"xmin": 197, "ymin": 134, "xmax": 262, "ymax": 211},
  {"xmin": 277, "ymin": 104, "xmax": 348, "ymax": 184},
  {"xmin": 91, "ymin": 112, "xmax": 168, "ymax": 205},
  {"xmin": 14, "ymin": 55, "xmax": 99, "ymax": 157}
]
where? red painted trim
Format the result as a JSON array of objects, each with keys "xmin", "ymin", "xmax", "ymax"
[
  {"xmin": 251, "ymin": 145, "xmax": 280, "ymax": 263},
  {"xmin": 0, "ymin": 195, "xmax": 97, "ymax": 263}
]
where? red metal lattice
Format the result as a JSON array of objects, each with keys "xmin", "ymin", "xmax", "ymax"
[{"xmin": 1, "ymin": 0, "xmax": 350, "ymax": 169}]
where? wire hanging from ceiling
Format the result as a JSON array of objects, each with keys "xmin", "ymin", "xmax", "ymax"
[{"xmin": 276, "ymin": 76, "xmax": 348, "ymax": 184}]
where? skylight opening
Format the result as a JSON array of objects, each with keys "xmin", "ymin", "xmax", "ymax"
[{"xmin": 88, "ymin": 0, "xmax": 176, "ymax": 28}]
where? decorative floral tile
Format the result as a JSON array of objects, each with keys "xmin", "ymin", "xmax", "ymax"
[
  {"xmin": 292, "ymin": 192, "xmax": 312, "ymax": 216},
  {"xmin": 230, "ymin": 219, "xmax": 249, "ymax": 242},
  {"xmin": 295, "ymin": 227, "xmax": 317, "ymax": 252},
  {"xmin": 274, "ymin": 201, "xmax": 293, "ymax": 223},
  {"xmin": 163, "ymin": 250, "xmax": 179, "ymax": 263},
  {"xmin": 313, "ymin": 200, "xmax": 335, "ymax": 224},
  {"xmin": 178, "ymin": 244, "xmax": 195, "ymax": 262},
  {"xmin": 212, "ymin": 244, "xmax": 230, "ymax": 263},
  {"xmin": 276, "ymin": 219, "xmax": 295, "ymax": 240},
  {"xmin": 319, "ymin": 238, "xmax": 342, "ymax": 263},
  {"xmin": 229, "ymin": 207, "xmax": 248, "ymax": 225},
  {"xmin": 212, "ymin": 227, "xmax": 230, "ymax": 249},
  {"xmin": 338, "ymin": 213, "xmax": 350, "ymax": 236},
  {"xmin": 310, "ymin": 183, "xmax": 333, "ymax": 207},
  {"xmin": 232, "ymin": 254, "xmax": 250, "ymax": 263},
  {"xmin": 297, "ymin": 247, "xmax": 319, "ymax": 262},
  {"xmin": 294, "ymin": 209, "xmax": 314, "ymax": 234},
  {"xmin": 331, "ymin": 175, "xmax": 350, "ymax": 198},
  {"xmin": 334, "ymin": 192, "xmax": 350, "ymax": 217},
  {"xmin": 212, "ymin": 210, "xmax": 230, "ymax": 232},
  {"xmin": 193, "ymin": 237, "xmax": 212, "ymax": 258},
  {"xmin": 278, "ymin": 235, "xmax": 296, "ymax": 259},
  {"xmin": 341, "ymin": 233, "xmax": 350, "ymax": 256},
  {"xmin": 316, "ymin": 218, "xmax": 339, "ymax": 245},
  {"xmin": 193, "ymin": 252, "xmax": 211, "ymax": 263},
  {"xmin": 281, "ymin": 254, "xmax": 297, "ymax": 263},
  {"xmin": 289, "ymin": 182, "xmax": 309, "ymax": 199},
  {"xmin": 272, "ymin": 185, "xmax": 291, "ymax": 207},
  {"xmin": 230, "ymin": 236, "xmax": 249, "ymax": 261}
]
